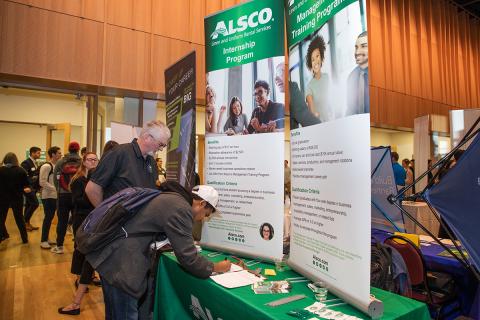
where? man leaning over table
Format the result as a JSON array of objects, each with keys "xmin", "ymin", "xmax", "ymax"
[{"xmin": 86, "ymin": 182, "xmax": 231, "ymax": 320}]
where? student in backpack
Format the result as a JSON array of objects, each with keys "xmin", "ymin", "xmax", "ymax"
[
  {"xmin": 87, "ymin": 184, "xmax": 231, "ymax": 319},
  {"xmin": 39, "ymin": 146, "xmax": 62, "ymax": 249},
  {"xmin": 21, "ymin": 146, "xmax": 41, "ymax": 231},
  {"xmin": 58, "ymin": 152, "xmax": 98, "ymax": 315},
  {"xmin": 52, "ymin": 141, "xmax": 81, "ymax": 254}
]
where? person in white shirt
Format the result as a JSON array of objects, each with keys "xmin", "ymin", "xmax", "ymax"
[{"xmin": 39, "ymin": 146, "xmax": 62, "ymax": 249}]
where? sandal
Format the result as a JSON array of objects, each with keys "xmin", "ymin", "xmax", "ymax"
[{"xmin": 58, "ymin": 303, "xmax": 80, "ymax": 315}]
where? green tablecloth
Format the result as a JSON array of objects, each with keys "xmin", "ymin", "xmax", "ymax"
[{"xmin": 154, "ymin": 251, "xmax": 430, "ymax": 320}]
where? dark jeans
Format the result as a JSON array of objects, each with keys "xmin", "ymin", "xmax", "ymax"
[
  {"xmin": 23, "ymin": 191, "xmax": 39, "ymax": 223},
  {"xmin": 40, "ymin": 198, "xmax": 56, "ymax": 242},
  {"xmin": 102, "ymin": 278, "xmax": 139, "ymax": 320},
  {"xmin": 56, "ymin": 193, "xmax": 73, "ymax": 246},
  {"xmin": 0, "ymin": 200, "xmax": 28, "ymax": 243},
  {"xmin": 71, "ymin": 213, "xmax": 94, "ymax": 284}
]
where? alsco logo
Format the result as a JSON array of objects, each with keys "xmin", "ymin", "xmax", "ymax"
[{"xmin": 210, "ymin": 8, "xmax": 273, "ymax": 40}]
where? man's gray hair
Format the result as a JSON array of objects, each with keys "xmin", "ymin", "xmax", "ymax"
[{"xmin": 140, "ymin": 120, "xmax": 170, "ymax": 140}]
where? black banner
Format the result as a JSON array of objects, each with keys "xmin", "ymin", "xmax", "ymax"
[{"xmin": 164, "ymin": 51, "xmax": 196, "ymax": 190}]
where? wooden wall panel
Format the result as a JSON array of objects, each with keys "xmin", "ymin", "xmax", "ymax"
[
  {"xmin": 10, "ymin": 0, "xmax": 83, "ymax": 16},
  {"xmin": 0, "ymin": 1, "xmax": 103, "ymax": 85},
  {"xmin": 205, "ymin": 0, "xmax": 223, "ymax": 17},
  {"xmin": 151, "ymin": 35, "xmax": 191, "ymax": 93},
  {"xmin": 368, "ymin": 0, "xmax": 480, "ymax": 129},
  {"xmin": 189, "ymin": 0, "xmax": 206, "ymax": 45},
  {"xmin": 104, "ymin": 24, "xmax": 151, "ymax": 91},
  {"xmin": 82, "ymin": 0, "xmax": 105, "ymax": 22},
  {"xmin": 222, "ymin": 0, "xmax": 240, "ymax": 11},
  {"xmin": 193, "ymin": 43, "xmax": 206, "ymax": 100},
  {"xmin": 9, "ymin": 0, "xmax": 104, "ymax": 21},
  {"xmin": 152, "ymin": 1, "xmax": 190, "ymax": 41},
  {"xmin": 106, "ymin": 0, "xmax": 151, "ymax": 32}
]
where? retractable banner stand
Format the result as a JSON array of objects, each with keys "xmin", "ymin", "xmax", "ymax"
[
  {"xmin": 371, "ymin": 147, "xmax": 405, "ymax": 232},
  {"xmin": 202, "ymin": 0, "xmax": 285, "ymax": 261},
  {"xmin": 286, "ymin": 0, "xmax": 382, "ymax": 318},
  {"xmin": 164, "ymin": 51, "xmax": 196, "ymax": 190}
]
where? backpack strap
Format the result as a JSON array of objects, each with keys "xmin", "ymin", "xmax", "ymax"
[{"xmin": 46, "ymin": 162, "xmax": 54, "ymax": 179}]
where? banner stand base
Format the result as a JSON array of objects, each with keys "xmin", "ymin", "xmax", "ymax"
[{"xmin": 368, "ymin": 296, "xmax": 384, "ymax": 319}]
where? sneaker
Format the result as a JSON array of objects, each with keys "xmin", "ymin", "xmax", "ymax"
[
  {"xmin": 51, "ymin": 246, "xmax": 64, "ymax": 254},
  {"xmin": 40, "ymin": 241, "xmax": 51, "ymax": 249}
]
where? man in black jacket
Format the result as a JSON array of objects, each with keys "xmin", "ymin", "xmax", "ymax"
[{"xmin": 21, "ymin": 146, "xmax": 41, "ymax": 231}]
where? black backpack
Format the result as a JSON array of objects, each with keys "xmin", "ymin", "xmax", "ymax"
[
  {"xmin": 371, "ymin": 239, "xmax": 395, "ymax": 292},
  {"xmin": 33, "ymin": 162, "xmax": 53, "ymax": 191},
  {"xmin": 76, "ymin": 187, "xmax": 161, "ymax": 255}
]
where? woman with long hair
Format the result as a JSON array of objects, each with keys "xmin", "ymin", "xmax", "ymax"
[
  {"xmin": 0, "ymin": 152, "xmax": 30, "ymax": 243},
  {"xmin": 205, "ymin": 85, "xmax": 226, "ymax": 133},
  {"xmin": 223, "ymin": 96, "xmax": 248, "ymax": 135},
  {"xmin": 58, "ymin": 152, "xmax": 98, "ymax": 315}
]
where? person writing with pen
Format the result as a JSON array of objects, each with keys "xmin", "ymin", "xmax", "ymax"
[{"xmin": 247, "ymin": 80, "xmax": 285, "ymax": 134}]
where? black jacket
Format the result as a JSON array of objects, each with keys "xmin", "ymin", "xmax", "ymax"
[
  {"xmin": 0, "ymin": 165, "xmax": 30, "ymax": 203},
  {"xmin": 71, "ymin": 176, "xmax": 94, "ymax": 216},
  {"xmin": 21, "ymin": 158, "xmax": 39, "ymax": 189}
]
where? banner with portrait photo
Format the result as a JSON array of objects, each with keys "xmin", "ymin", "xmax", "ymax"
[
  {"xmin": 286, "ymin": 0, "xmax": 380, "ymax": 317},
  {"xmin": 164, "ymin": 51, "xmax": 196, "ymax": 191},
  {"xmin": 202, "ymin": 0, "xmax": 285, "ymax": 261}
]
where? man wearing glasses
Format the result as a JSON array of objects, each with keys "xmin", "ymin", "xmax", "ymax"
[
  {"xmin": 86, "ymin": 120, "xmax": 171, "ymax": 207},
  {"xmin": 247, "ymin": 80, "xmax": 285, "ymax": 134}
]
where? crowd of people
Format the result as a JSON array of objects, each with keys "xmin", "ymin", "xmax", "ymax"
[
  {"xmin": 0, "ymin": 120, "xmax": 230, "ymax": 318},
  {"xmin": 391, "ymin": 149, "xmax": 465, "ymax": 196}
]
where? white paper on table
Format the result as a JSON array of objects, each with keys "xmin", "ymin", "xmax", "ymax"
[
  {"xmin": 210, "ymin": 263, "xmax": 243, "ymax": 276},
  {"xmin": 229, "ymin": 264, "xmax": 243, "ymax": 272},
  {"xmin": 210, "ymin": 270, "xmax": 263, "ymax": 288}
]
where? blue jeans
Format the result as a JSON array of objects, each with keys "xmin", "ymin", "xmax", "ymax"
[
  {"xmin": 101, "ymin": 278, "xmax": 138, "ymax": 320},
  {"xmin": 41, "ymin": 198, "xmax": 56, "ymax": 242}
]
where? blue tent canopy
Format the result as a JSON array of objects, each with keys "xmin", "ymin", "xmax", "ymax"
[
  {"xmin": 371, "ymin": 146, "xmax": 405, "ymax": 232},
  {"xmin": 424, "ymin": 133, "xmax": 480, "ymax": 272}
]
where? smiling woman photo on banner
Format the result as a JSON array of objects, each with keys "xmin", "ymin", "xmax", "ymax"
[{"xmin": 260, "ymin": 222, "xmax": 274, "ymax": 241}]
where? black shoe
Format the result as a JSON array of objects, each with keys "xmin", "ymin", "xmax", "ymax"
[{"xmin": 58, "ymin": 306, "xmax": 80, "ymax": 315}]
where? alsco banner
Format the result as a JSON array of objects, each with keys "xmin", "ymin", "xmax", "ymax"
[
  {"xmin": 202, "ymin": 0, "xmax": 286, "ymax": 262},
  {"xmin": 286, "ymin": 0, "xmax": 357, "ymax": 48},
  {"xmin": 205, "ymin": 0, "xmax": 284, "ymax": 72}
]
